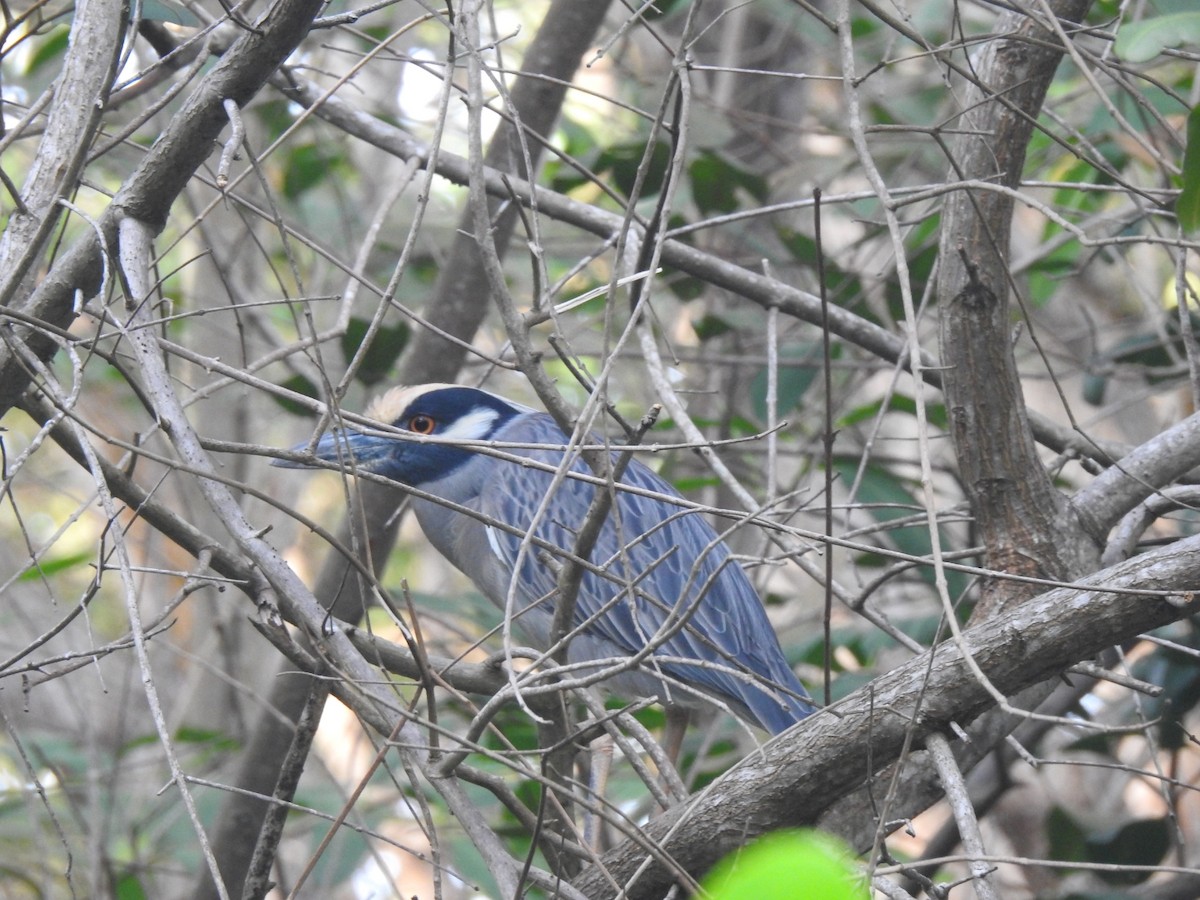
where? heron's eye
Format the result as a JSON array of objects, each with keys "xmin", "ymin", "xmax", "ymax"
[{"xmin": 408, "ymin": 414, "xmax": 436, "ymax": 435}]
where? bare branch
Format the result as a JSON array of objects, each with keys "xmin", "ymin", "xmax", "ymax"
[{"xmin": 573, "ymin": 540, "xmax": 1200, "ymax": 898}]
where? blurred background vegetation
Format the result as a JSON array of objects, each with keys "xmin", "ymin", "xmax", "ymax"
[{"xmin": 2, "ymin": 0, "xmax": 1200, "ymax": 897}]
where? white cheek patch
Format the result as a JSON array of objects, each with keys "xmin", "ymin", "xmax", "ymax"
[{"xmin": 440, "ymin": 407, "xmax": 501, "ymax": 441}]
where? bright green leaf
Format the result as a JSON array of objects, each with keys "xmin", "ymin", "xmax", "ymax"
[
  {"xmin": 18, "ymin": 550, "xmax": 93, "ymax": 581},
  {"xmin": 114, "ymin": 872, "xmax": 149, "ymax": 900},
  {"xmin": 850, "ymin": 16, "xmax": 876, "ymax": 38},
  {"xmin": 672, "ymin": 476, "xmax": 722, "ymax": 494},
  {"xmin": 1115, "ymin": 12, "xmax": 1200, "ymax": 63},
  {"xmin": 702, "ymin": 830, "xmax": 867, "ymax": 900},
  {"xmin": 1177, "ymin": 105, "xmax": 1200, "ymax": 234},
  {"xmin": 173, "ymin": 727, "xmax": 240, "ymax": 752}
]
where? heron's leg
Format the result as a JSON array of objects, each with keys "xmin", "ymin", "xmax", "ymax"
[
  {"xmin": 662, "ymin": 706, "xmax": 691, "ymax": 767},
  {"xmin": 583, "ymin": 732, "xmax": 614, "ymax": 850}
]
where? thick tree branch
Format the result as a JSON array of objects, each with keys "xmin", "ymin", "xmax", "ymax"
[
  {"xmin": 935, "ymin": 0, "xmax": 1097, "ymax": 617},
  {"xmin": 0, "ymin": 0, "xmax": 125, "ymax": 308},
  {"xmin": 43, "ymin": 361, "xmax": 1193, "ymax": 900},
  {"xmin": 571, "ymin": 543, "xmax": 1200, "ymax": 898},
  {"xmin": 0, "ymin": 0, "xmax": 327, "ymax": 416},
  {"xmin": 1071, "ymin": 410, "xmax": 1200, "ymax": 539}
]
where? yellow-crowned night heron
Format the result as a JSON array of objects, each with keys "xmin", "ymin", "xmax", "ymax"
[{"xmin": 275, "ymin": 383, "xmax": 815, "ymax": 735}]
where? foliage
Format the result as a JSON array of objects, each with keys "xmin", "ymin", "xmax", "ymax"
[
  {"xmin": 702, "ymin": 830, "xmax": 867, "ymax": 900},
  {"xmin": 0, "ymin": 0, "xmax": 1199, "ymax": 898}
]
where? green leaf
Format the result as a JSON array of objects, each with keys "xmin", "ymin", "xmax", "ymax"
[
  {"xmin": 689, "ymin": 151, "xmax": 768, "ymax": 215},
  {"xmin": 1089, "ymin": 819, "xmax": 1170, "ymax": 885},
  {"xmin": 1047, "ymin": 806, "xmax": 1088, "ymax": 865},
  {"xmin": 1083, "ymin": 318, "xmax": 1196, "ymax": 405},
  {"xmin": 749, "ymin": 343, "xmax": 840, "ymax": 422},
  {"xmin": 120, "ymin": 727, "xmax": 239, "ymax": 757},
  {"xmin": 282, "ymin": 144, "xmax": 350, "ymax": 200},
  {"xmin": 1131, "ymin": 631, "xmax": 1200, "ymax": 747},
  {"xmin": 173, "ymin": 727, "xmax": 241, "ymax": 752},
  {"xmin": 808, "ymin": 614, "xmax": 943, "ymax": 666},
  {"xmin": 253, "ymin": 100, "xmax": 297, "ymax": 142},
  {"xmin": 341, "ymin": 317, "xmax": 409, "ymax": 386},
  {"xmin": 594, "ymin": 139, "xmax": 672, "ymax": 198},
  {"xmin": 703, "ymin": 830, "xmax": 868, "ymax": 900},
  {"xmin": 776, "ymin": 228, "xmax": 865, "ymax": 309},
  {"xmin": 1027, "ymin": 239, "xmax": 1086, "ymax": 306},
  {"xmin": 482, "ymin": 705, "xmax": 540, "ymax": 753},
  {"xmin": 1177, "ymin": 104, "xmax": 1200, "ymax": 234},
  {"xmin": 547, "ymin": 117, "xmax": 601, "ymax": 193},
  {"xmin": 25, "ymin": 27, "xmax": 70, "ymax": 76},
  {"xmin": 671, "ymin": 475, "xmax": 722, "ymax": 493},
  {"xmin": 832, "ymin": 460, "xmax": 969, "ymax": 600},
  {"xmin": 1115, "ymin": 12, "xmax": 1200, "ymax": 63},
  {"xmin": 18, "ymin": 550, "xmax": 93, "ymax": 581},
  {"xmin": 114, "ymin": 872, "xmax": 149, "ymax": 900},
  {"xmin": 850, "ymin": 16, "xmax": 876, "ymax": 38},
  {"xmin": 1048, "ymin": 807, "xmax": 1171, "ymax": 887},
  {"xmin": 1064, "ymin": 732, "xmax": 1116, "ymax": 755},
  {"xmin": 614, "ymin": 697, "xmax": 664, "ymax": 732},
  {"xmin": 692, "ymin": 313, "xmax": 735, "ymax": 341},
  {"xmin": 837, "ymin": 394, "xmax": 947, "ymax": 431},
  {"xmin": 273, "ymin": 374, "xmax": 321, "ymax": 416},
  {"xmin": 514, "ymin": 777, "xmax": 541, "ymax": 812},
  {"xmin": 665, "ymin": 269, "xmax": 706, "ymax": 301}
]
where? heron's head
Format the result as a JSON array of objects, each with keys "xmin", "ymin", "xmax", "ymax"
[{"xmin": 274, "ymin": 383, "xmax": 529, "ymax": 487}]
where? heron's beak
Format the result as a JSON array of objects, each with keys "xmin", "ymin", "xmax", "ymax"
[{"xmin": 271, "ymin": 428, "xmax": 396, "ymax": 472}]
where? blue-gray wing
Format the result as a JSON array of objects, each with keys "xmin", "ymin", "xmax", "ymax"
[{"xmin": 476, "ymin": 414, "xmax": 815, "ymax": 733}]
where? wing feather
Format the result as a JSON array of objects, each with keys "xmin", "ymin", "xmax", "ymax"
[{"xmin": 476, "ymin": 414, "xmax": 814, "ymax": 728}]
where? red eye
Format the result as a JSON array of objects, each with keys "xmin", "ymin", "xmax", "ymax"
[{"xmin": 408, "ymin": 414, "xmax": 436, "ymax": 435}]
